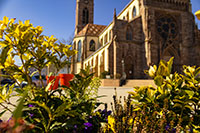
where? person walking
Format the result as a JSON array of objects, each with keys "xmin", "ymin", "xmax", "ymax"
[{"xmin": 120, "ymin": 72, "xmax": 126, "ymax": 86}]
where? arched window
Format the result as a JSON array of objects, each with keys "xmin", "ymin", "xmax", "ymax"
[
  {"xmin": 77, "ymin": 40, "xmax": 82, "ymax": 62},
  {"xmin": 82, "ymin": 8, "xmax": 89, "ymax": 25},
  {"xmin": 89, "ymin": 40, "xmax": 95, "ymax": 51},
  {"xmin": 126, "ymin": 26, "xmax": 133, "ymax": 40},
  {"xmin": 126, "ymin": 12, "xmax": 129, "ymax": 21},
  {"xmin": 133, "ymin": 7, "xmax": 136, "ymax": 18}
]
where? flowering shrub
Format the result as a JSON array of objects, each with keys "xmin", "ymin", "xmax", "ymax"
[
  {"xmin": 0, "ymin": 17, "xmax": 105, "ymax": 132},
  {"xmin": 104, "ymin": 57, "xmax": 200, "ymax": 132}
]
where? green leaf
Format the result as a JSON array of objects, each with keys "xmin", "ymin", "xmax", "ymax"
[
  {"xmin": 54, "ymin": 101, "xmax": 72, "ymax": 117},
  {"xmin": 185, "ymin": 90, "xmax": 194, "ymax": 98},
  {"xmin": 173, "ymin": 99, "xmax": 184, "ymax": 104},
  {"xmin": 154, "ymin": 75, "xmax": 164, "ymax": 86},
  {"xmin": 30, "ymin": 70, "xmax": 39, "ymax": 77},
  {"xmin": 157, "ymin": 65, "xmax": 165, "ymax": 76},
  {"xmin": 167, "ymin": 57, "xmax": 174, "ymax": 74},
  {"xmin": 28, "ymin": 101, "xmax": 52, "ymax": 120},
  {"xmin": 184, "ymin": 105, "xmax": 193, "ymax": 111},
  {"xmin": 49, "ymin": 122, "xmax": 63, "ymax": 130},
  {"xmin": 194, "ymin": 67, "xmax": 200, "ymax": 77},
  {"xmin": 0, "ymin": 46, "xmax": 10, "ymax": 64},
  {"xmin": 45, "ymin": 80, "xmax": 53, "ymax": 92},
  {"xmin": 175, "ymin": 78, "xmax": 183, "ymax": 88},
  {"xmin": 13, "ymin": 89, "xmax": 28, "ymax": 120},
  {"xmin": 173, "ymin": 103, "xmax": 182, "ymax": 108}
]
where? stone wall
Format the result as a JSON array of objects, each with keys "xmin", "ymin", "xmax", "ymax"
[{"xmin": 101, "ymin": 79, "xmax": 156, "ymax": 87}]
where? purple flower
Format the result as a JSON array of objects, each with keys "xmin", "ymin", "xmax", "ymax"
[
  {"xmin": 74, "ymin": 125, "xmax": 77, "ymax": 129},
  {"xmin": 106, "ymin": 118, "xmax": 108, "ymax": 122},
  {"xmin": 84, "ymin": 122, "xmax": 93, "ymax": 127},
  {"xmin": 102, "ymin": 109, "xmax": 106, "ymax": 114},
  {"xmin": 172, "ymin": 128, "xmax": 176, "ymax": 132},
  {"xmin": 107, "ymin": 110, "xmax": 112, "ymax": 115},
  {"xmin": 8, "ymin": 116, "xmax": 12, "ymax": 122},
  {"xmin": 189, "ymin": 129, "xmax": 193, "ymax": 132},
  {"xmin": 28, "ymin": 104, "xmax": 34, "ymax": 107},
  {"xmin": 165, "ymin": 124, "xmax": 170, "ymax": 130},
  {"xmin": 29, "ymin": 113, "xmax": 34, "ymax": 117}
]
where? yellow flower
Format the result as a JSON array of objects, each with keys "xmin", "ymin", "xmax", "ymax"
[
  {"xmin": 128, "ymin": 118, "xmax": 133, "ymax": 125},
  {"xmin": 3, "ymin": 16, "xmax": 9, "ymax": 25},
  {"xmin": 108, "ymin": 116, "xmax": 115, "ymax": 133},
  {"xmin": 24, "ymin": 20, "xmax": 30, "ymax": 26},
  {"xmin": 9, "ymin": 18, "xmax": 15, "ymax": 25},
  {"xmin": 149, "ymin": 65, "xmax": 156, "ymax": 77},
  {"xmin": 188, "ymin": 66, "xmax": 195, "ymax": 73}
]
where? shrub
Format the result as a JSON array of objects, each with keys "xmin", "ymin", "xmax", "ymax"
[
  {"xmin": 100, "ymin": 71, "xmax": 110, "ymax": 79},
  {"xmin": 0, "ymin": 17, "xmax": 104, "ymax": 132},
  {"xmin": 104, "ymin": 57, "xmax": 200, "ymax": 132}
]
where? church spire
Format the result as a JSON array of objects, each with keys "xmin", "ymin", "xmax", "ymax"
[
  {"xmin": 113, "ymin": 8, "xmax": 117, "ymax": 26},
  {"xmin": 113, "ymin": 8, "xmax": 117, "ymax": 20}
]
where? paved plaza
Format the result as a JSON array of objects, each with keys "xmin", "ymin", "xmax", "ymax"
[
  {"xmin": 0, "ymin": 86, "xmax": 134, "ymax": 121},
  {"xmin": 0, "ymin": 80, "xmax": 155, "ymax": 120}
]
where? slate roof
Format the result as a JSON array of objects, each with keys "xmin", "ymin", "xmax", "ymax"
[{"xmin": 77, "ymin": 24, "xmax": 107, "ymax": 36}]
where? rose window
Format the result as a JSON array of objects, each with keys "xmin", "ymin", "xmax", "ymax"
[{"xmin": 157, "ymin": 16, "xmax": 178, "ymax": 45}]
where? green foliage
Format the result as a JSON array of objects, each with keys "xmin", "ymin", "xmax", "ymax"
[
  {"xmin": 0, "ymin": 17, "xmax": 103, "ymax": 132},
  {"xmin": 100, "ymin": 71, "xmax": 110, "ymax": 79},
  {"xmin": 104, "ymin": 89, "xmax": 133, "ymax": 133},
  {"xmin": 0, "ymin": 16, "xmax": 77, "ymax": 87},
  {"xmin": 104, "ymin": 57, "xmax": 200, "ymax": 132},
  {"xmin": 22, "ymin": 67, "xmax": 102, "ymax": 132},
  {"xmin": 130, "ymin": 58, "xmax": 200, "ymax": 132}
]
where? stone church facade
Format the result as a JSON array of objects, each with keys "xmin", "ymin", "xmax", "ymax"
[{"xmin": 71, "ymin": 0, "xmax": 200, "ymax": 79}]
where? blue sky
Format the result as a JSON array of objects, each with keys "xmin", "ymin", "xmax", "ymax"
[{"xmin": 0, "ymin": 0, "xmax": 199, "ymax": 42}]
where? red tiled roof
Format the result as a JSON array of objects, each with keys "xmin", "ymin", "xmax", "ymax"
[{"xmin": 77, "ymin": 24, "xmax": 107, "ymax": 36}]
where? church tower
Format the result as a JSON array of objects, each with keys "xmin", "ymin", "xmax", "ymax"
[{"xmin": 75, "ymin": 0, "xmax": 94, "ymax": 35}]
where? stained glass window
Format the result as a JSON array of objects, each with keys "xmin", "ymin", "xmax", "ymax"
[
  {"xmin": 133, "ymin": 7, "xmax": 136, "ymax": 17},
  {"xmin": 89, "ymin": 40, "xmax": 95, "ymax": 51}
]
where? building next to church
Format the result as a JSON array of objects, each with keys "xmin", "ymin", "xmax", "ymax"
[{"xmin": 71, "ymin": 0, "xmax": 200, "ymax": 79}]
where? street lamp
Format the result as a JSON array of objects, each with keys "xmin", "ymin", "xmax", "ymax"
[
  {"xmin": 195, "ymin": 10, "xmax": 200, "ymax": 20},
  {"xmin": 121, "ymin": 59, "xmax": 124, "ymax": 74}
]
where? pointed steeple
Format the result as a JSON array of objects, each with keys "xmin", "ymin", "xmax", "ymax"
[
  {"xmin": 113, "ymin": 8, "xmax": 117, "ymax": 26},
  {"xmin": 113, "ymin": 8, "xmax": 117, "ymax": 20}
]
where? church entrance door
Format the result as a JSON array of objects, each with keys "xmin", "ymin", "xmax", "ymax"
[{"xmin": 124, "ymin": 56, "xmax": 134, "ymax": 79}]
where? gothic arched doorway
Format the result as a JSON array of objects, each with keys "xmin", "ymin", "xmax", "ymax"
[
  {"xmin": 162, "ymin": 47, "xmax": 180, "ymax": 73},
  {"xmin": 124, "ymin": 56, "xmax": 134, "ymax": 79}
]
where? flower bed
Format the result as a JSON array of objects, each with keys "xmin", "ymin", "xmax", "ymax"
[{"xmin": 0, "ymin": 17, "xmax": 199, "ymax": 132}]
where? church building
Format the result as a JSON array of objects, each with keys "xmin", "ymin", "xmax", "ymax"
[{"xmin": 71, "ymin": 0, "xmax": 200, "ymax": 79}]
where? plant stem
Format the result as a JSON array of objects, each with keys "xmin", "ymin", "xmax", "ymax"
[{"xmin": 38, "ymin": 69, "xmax": 44, "ymax": 88}]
